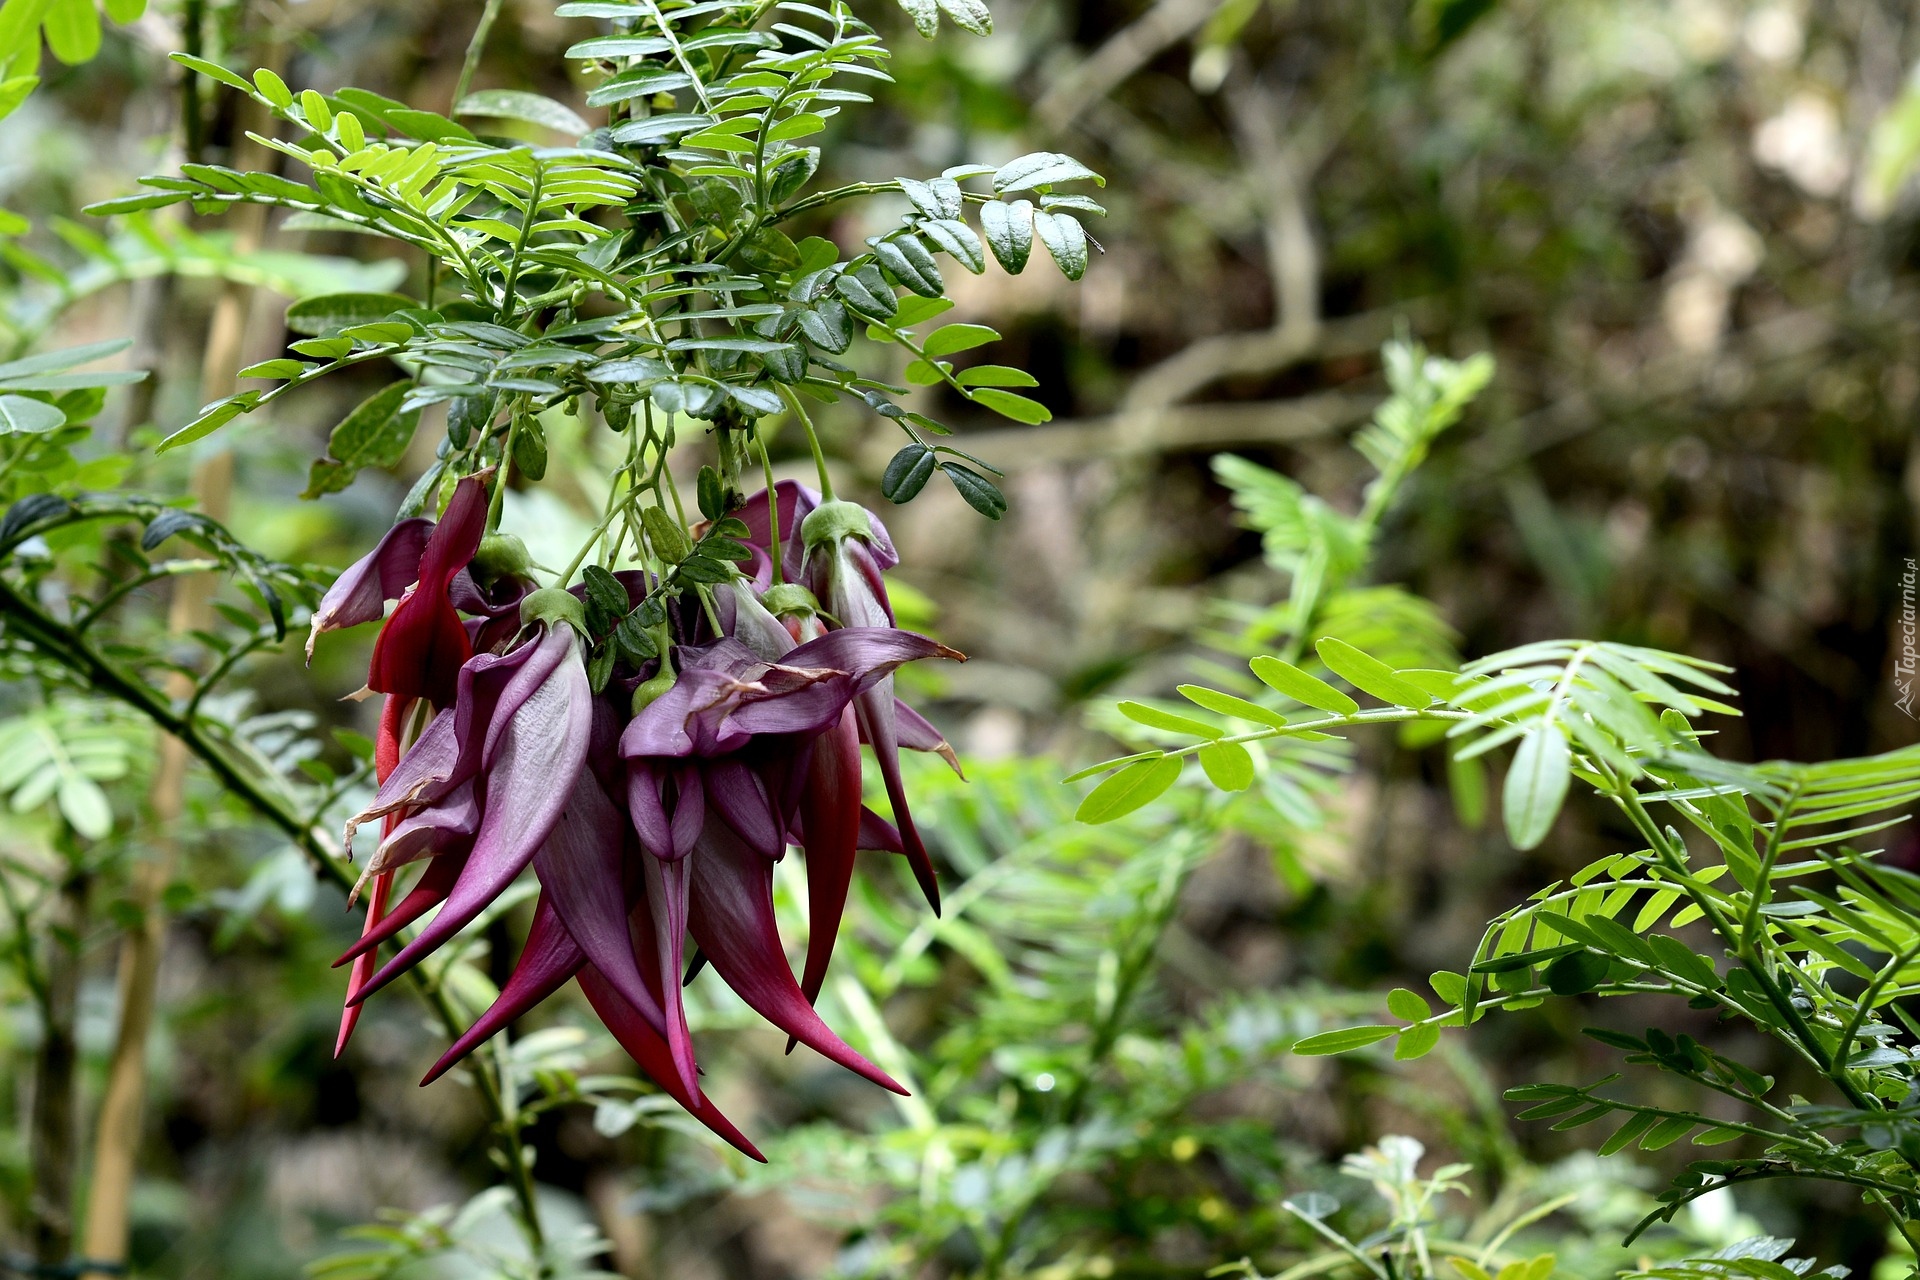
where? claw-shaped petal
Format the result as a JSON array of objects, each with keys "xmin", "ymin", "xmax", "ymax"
[{"xmin": 686, "ymin": 815, "xmax": 904, "ymax": 1094}]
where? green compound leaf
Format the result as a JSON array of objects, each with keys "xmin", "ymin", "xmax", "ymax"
[
  {"xmin": 1394, "ymin": 1024, "xmax": 1442, "ymax": 1060},
  {"xmin": 455, "ymin": 89, "xmax": 590, "ymax": 136},
  {"xmin": 285, "ymin": 292, "xmax": 416, "ymax": 336},
  {"xmin": 1387, "ymin": 988, "xmax": 1433, "ymax": 1022},
  {"xmin": 0, "ymin": 394, "xmax": 64, "ymax": 434},
  {"xmin": 923, "ymin": 323, "xmax": 999, "ymax": 358},
  {"xmin": 1118, "ymin": 701, "xmax": 1221, "ymax": 739}
]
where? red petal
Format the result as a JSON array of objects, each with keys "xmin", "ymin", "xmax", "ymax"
[
  {"xmin": 687, "ymin": 816, "xmax": 904, "ymax": 1094},
  {"xmin": 797, "ymin": 707, "xmax": 861, "ymax": 1004},
  {"xmin": 420, "ymin": 892, "xmax": 583, "ymax": 1085},
  {"xmin": 639, "ymin": 851, "xmax": 699, "ymax": 1098},
  {"xmin": 367, "ymin": 473, "xmax": 491, "ymax": 707},
  {"xmin": 333, "ymin": 850, "xmax": 467, "ymax": 968},
  {"xmin": 577, "ymin": 963, "xmax": 764, "ymax": 1162},
  {"xmin": 855, "ymin": 683, "xmax": 940, "ymax": 914}
]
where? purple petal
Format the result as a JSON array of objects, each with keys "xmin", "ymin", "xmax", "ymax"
[
  {"xmin": 722, "ymin": 671, "xmax": 853, "ymax": 741},
  {"xmin": 686, "ymin": 816, "xmax": 904, "ymax": 1094},
  {"xmin": 449, "ymin": 567, "xmax": 532, "ymax": 619},
  {"xmin": 350, "ymin": 628, "xmax": 592, "ymax": 1004},
  {"xmin": 626, "ymin": 761, "xmax": 673, "ymax": 853},
  {"xmin": 858, "ymin": 806, "xmax": 903, "ymax": 854},
  {"xmin": 420, "ymin": 892, "xmax": 583, "ymax": 1084},
  {"xmin": 780, "ymin": 628, "xmax": 959, "ymax": 697},
  {"xmin": 346, "ymin": 632, "xmax": 553, "ymax": 838},
  {"xmin": 534, "ymin": 769, "xmax": 682, "ymax": 1086},
  {"xmin": 306, "ymin": 518, "xmax": 433, "ymax": 662},
  {"xmin": 895, "ymin": 699, "xmax": 964, "ymax": 776},
  {"xmin": 364, "ymin": 779, "xmax": 478, "ymax": 878},
  {"xmin": 738, "ymin": 480, "xmax": 817, "ymax": 579},
  {"xmin": 705, "ymin": 759, "xmax": 785, "ymax": 858},
  {"xmin": 669, "ymin": 767, "xmax": 705, "ymax": 859}
]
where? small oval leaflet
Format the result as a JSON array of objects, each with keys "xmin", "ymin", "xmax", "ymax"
[
  {"xmin": 1198, "ymin": 740, "xmax": 1254, "ymax": 791},
  {"xmin": 1503, "ymin": 723, "xmax": 1571, "ymax": 851},
  {"xmin": 1075, "ymin": 754, "xmax": 1181, "ymax": 824},
  {"xmin": 941, "ymin": 463, "xmax": 1006, "ymax": 520},
  {"xmin": 1249, "ymin": 655, "xmax": 1358, "ymax": 716},
  {"xmin": 1292, "ymin": 1025, "xmax": 1396, "ymax": 1056},
  {"xmin": 882, "ymin": 445, "xmax": 937, "ymax": 503}
]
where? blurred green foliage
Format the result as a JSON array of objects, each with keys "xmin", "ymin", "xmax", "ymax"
[{"xmin": 1, "ymin": 0, "xmax": 1920, "ymax": 1277}]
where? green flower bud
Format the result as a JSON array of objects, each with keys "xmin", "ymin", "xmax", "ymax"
[
  {"xmin": 469, "ymin": 532, "xmax": 531, "ymax": 586},
  {"xmin": 760, "ymin": 582, "xmax": 820, "ymax": 619},
  {"xmin": 631, "ymin": 661, "xmax": 676, "ymax": 715}
]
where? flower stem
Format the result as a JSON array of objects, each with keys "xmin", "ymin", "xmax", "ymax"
[
  {"xmin": 777, "ymin": 385, "xmax": 834, "ymax": 500},
  {"xmin": 453, "ymin": 0, "xmax": 506, "ymax": 116},
  {"xmin": 488, "ymin": 409, "xmax": 521, "ymax": 532},
  {"xmin": 757, "ymin": 423, "xmax": 783, "ymax": 585}
]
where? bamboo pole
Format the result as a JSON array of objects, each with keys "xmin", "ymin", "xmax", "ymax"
[{"xmin": 78, "ymin": 29, "xmax": 270, "ymax": 1270}]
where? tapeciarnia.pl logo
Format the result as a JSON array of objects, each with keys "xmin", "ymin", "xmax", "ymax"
[{"xmin": 1899, "ymin": 558, "xmax": 1918, "ymax": 719}]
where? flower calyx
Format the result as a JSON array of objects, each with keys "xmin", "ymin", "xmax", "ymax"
[
  {"xmin": 520, "ymin": 586, "xmax": 587, "ymax": 634},
  {"xmin": 800, "ymin": 500, "xmax": 874, "ymax": 553}
]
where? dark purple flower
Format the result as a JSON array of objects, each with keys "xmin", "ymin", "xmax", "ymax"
[
  {"xmin": 334, "ymin": 494, "xmax": 964, "ymax": 1156},
  {"xmin": 615, "ymin": 627, "xmax": 956, "ymax": 1089}
]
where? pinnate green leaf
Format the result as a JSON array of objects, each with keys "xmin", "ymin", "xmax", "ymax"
[
  {"xmin": 302, "ymin": 381, "xmax": 419, "ymax": 498},
  {"xmin": 941, "ymin": 463, "xmax": 1006, "ymax": 519},
  {"xmin": 994, "ymin": 152, "xmax": 1105, "ymax": 192},
  {"xmin": 1394, "ymin": 1024, "xmax": 1442, "ymax": 1059},
  {"xmin": 285, "ymin": 292, "xmax": 415, "ymax": 336},
  {"xmin": 0, "ymin": 395, "xmax": 64, "ymax": 434},
  {"xmin": 882, "ymin": 444, "xmax": 936, "ymax": 502},
  {"xmin": 968, "ymin": 387, "xmax": 1050, "ymax": 424},
  {"xmin": 455, "ymin": 89, "xmax": 590, "ymax": 135},
  {"xmin": 1176, "ymin": 685, "xmax": 1291, "ymax": 729},
  {"xmin": 1033, "ymin": 210, "xmax": 1089, "ymax": 280},
  {"xmin": 924, "ymin": 324, "xmax": 999, "ymax": 358},
  {"xmin": 956, "ymin": 365, "xmax": 1037, "ymax": 388},
  {"xmin": 980, "ymin": 199, "xmax": 1032, "ymax": 273},
  {"xmin": 1387, "ymin": 988, "xmax": 1432, "ymax": 1022}
]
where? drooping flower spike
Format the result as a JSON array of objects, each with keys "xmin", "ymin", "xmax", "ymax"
[{"xmin": 316, "ymin": 484, "xmax": 965, "ymax": 1156}]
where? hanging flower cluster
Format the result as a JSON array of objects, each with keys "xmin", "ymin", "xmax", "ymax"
[{"xmin": 310, "ymin": 472, "xmax": 961, "ymax": 1160}]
